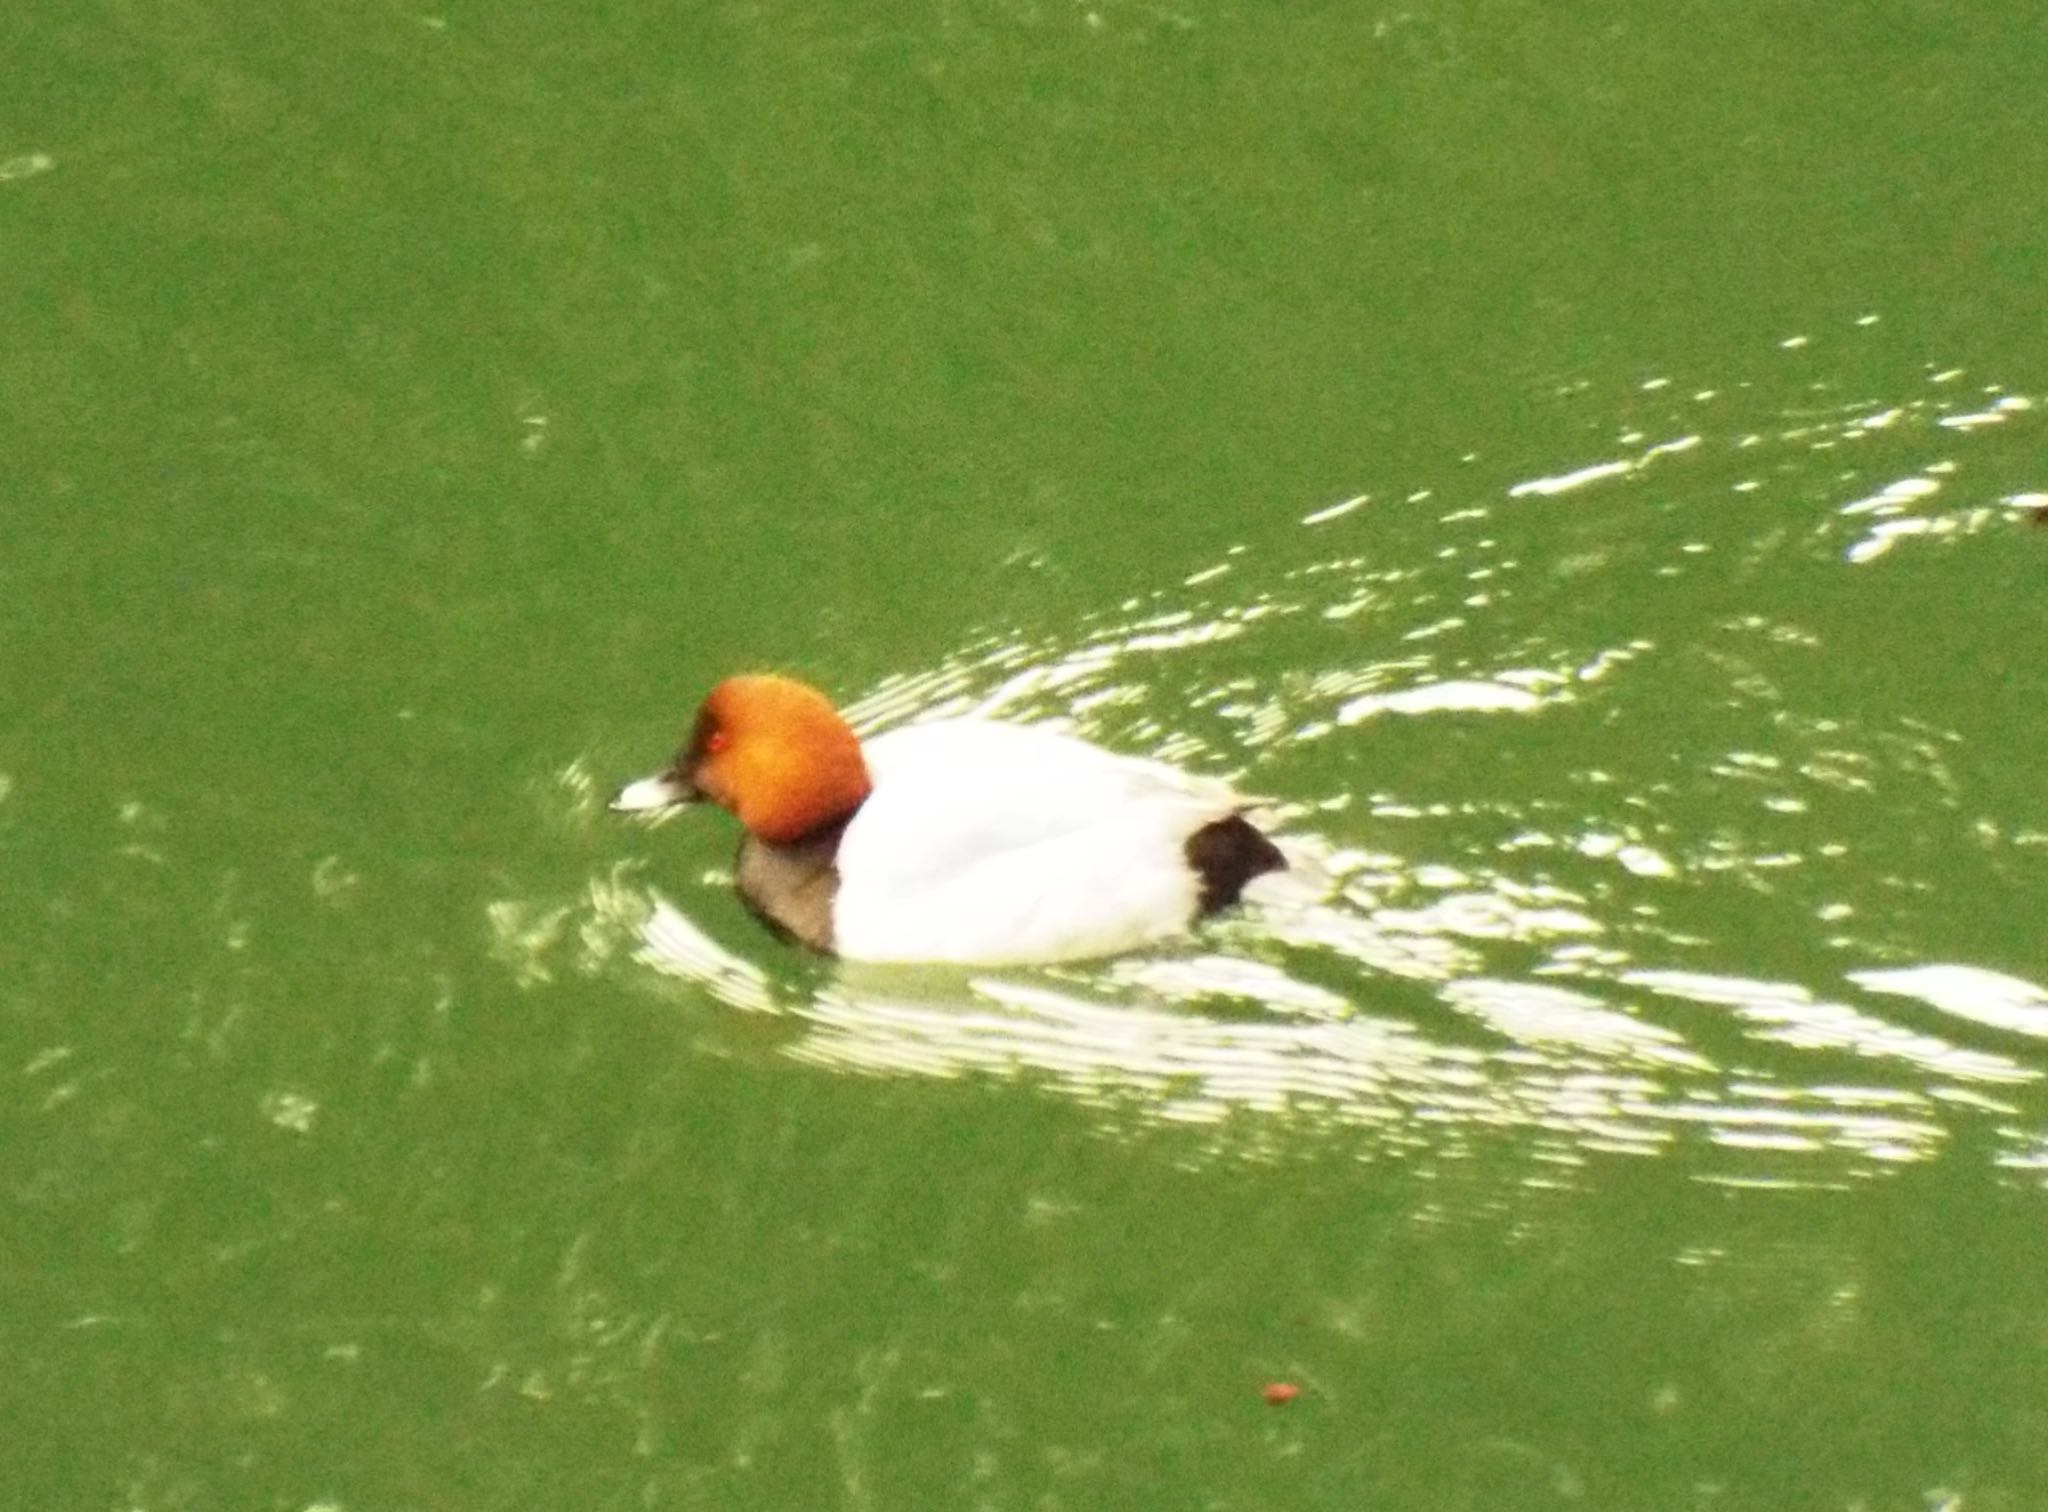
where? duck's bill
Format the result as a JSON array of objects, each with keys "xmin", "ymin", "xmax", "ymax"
[{"xmin": 610, "ymin": 770, "xmax": 697, "ymax": 815}]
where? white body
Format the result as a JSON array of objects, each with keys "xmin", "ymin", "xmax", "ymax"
[{"xmin": 830, "ymin": 720, "xmax": 1248, "ymax": 965}]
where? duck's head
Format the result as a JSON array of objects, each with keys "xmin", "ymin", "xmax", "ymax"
[{"xmin": 612, "ymin": 674, "xmax": 872, "ymax": 844}]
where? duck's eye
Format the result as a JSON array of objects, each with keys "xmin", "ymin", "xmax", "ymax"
[{"xmin": 705, "ymin": 729, "xmax": 731, "ymax": 755}]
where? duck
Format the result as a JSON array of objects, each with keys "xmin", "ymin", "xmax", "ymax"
[{"xmin": 612, "ymin": 674, "xmax": 1287, "ymax": 965}]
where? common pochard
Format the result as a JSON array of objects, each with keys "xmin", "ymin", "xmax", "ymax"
[{"xmin": 613, "ymin": 674, "xmax": 1287, "ymax": 965}]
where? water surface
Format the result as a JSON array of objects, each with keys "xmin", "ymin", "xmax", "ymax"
[{"xmin": 7, "ymin": 2, "xmax": 2048, "ymax": 1507}]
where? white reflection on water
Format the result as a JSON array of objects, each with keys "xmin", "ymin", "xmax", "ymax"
[
  {"xmin": 1336, "ymin": 680, "xmax": 1544, "ymax": 721},
  {"xmin": 583, "ymin": 871, "xmax": 2033, "ymax": 1182},
  {"xmin": 1506, "ymin": 433, "xmax": 1701, "ymax": 500},
  {"xmin": 1625, "ymin": 971, "xmax": 2034, "ymax": 1088},
  {"xmin": 1848, "ymin": 966, "xmax": 2048, "ymax": 1041},
  {"xmin": 1814, "ymin": 385, "xmax": 2040, "ymax": 563},
  {"xmin": 1441, "ymin": 979, "xmax": 1709, "ymax": 1072},
  {"xmin": 1512, "ymin": 361, "xmax": 2043, "ymax": 568}
]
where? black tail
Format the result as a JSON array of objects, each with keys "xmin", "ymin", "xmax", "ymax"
[{"xmin": 1184, "ymin": 813, "xmax": 1287, "ymax": 915}]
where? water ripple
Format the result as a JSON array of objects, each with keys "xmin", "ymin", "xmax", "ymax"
[{"xmin": 562, "ymin": 330, "xmax": 2048, "ymax": 1186}]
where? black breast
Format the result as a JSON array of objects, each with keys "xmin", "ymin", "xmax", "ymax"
[
  {"xmin": 734, "ymin": 817, "xmax": 850, "ymax": 953},
  {"xmin": 1183, "ymin": 813, "xmax": 1287, "ymax": 915}
]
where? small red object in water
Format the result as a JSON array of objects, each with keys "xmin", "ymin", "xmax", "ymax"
[{"xmin": 1262, "ymin": 1382, "xmax": 1301, "ymax": 1406}]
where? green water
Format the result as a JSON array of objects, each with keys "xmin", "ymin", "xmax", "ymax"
[{"xmin": 7, "ymin": 2, "xmax": 2048, "ymax": 1507}]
